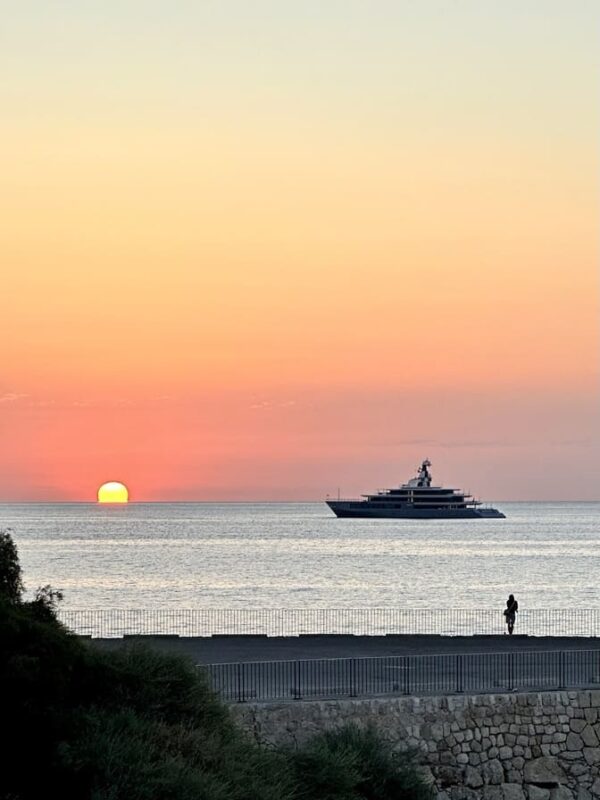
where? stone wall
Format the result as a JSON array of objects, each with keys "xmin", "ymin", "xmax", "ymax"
[{"xmin": 232, "ymin": 690, "xmax": 600, "ymax": 800}]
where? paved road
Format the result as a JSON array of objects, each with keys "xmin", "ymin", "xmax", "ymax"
[{"xmin": 91, "ymin": 633, "xmax": 600, "ymax": 664}]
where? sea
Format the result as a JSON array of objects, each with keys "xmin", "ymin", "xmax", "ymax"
[{"xmin": 2, "ymin": 501, "xmax": 599, "ymax": 611}]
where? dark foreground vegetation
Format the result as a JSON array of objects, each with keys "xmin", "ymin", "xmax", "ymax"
[{"xmin": 0, "ymin": 530, "xmax": 432, "ymax": 800}]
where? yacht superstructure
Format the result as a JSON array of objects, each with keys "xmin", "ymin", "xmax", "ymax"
[{"xmin": 326, "ymin": 460, "xmax": 505, "ymax": 519}]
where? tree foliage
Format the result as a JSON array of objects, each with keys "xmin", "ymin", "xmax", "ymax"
[{"xmin": 0, "ymin": 528, "xmax": 24, "ymax": 602}]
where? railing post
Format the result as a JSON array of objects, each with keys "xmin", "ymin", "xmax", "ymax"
[
  {"xmin": 403, "ymin": 656, "xmax": 410, "ymax": 695},
  {"xmin": 236, "ymin": 662, "xmax": 246, "ymax": 703},
  {"xmin": 559, "ymin": 651, "xmax": 566, "ymax": 689},
  {"xmin": 456, "ymin": 654, "xmax": 464, "ymax": 693},
  {"xmin": 350, "ymin": 658, "xmax": 357, "ymax": 697},
  {"xmin": 293, "ymin": 660, "xmax": 302, "ymax": 700}
]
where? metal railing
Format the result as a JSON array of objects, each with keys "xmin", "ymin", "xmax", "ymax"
[
  {"xmin": 59, "ymin": 607, "xmax": 600, "ymax": 639},
  {"xmin": 206, "ymin": 648, "xmax": 600, "ymax": 702}
]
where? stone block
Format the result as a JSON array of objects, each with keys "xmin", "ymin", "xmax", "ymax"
[
  {"xmin": 570, "ymin": 764, "xmax": 588, "ymax": 777},
  {"xmin": 483, "ymin": 787, "xmax": 503, "ymax": 800},
  {"xmin": 523, "ymin": 757, "xmax": 567, "ymax": 785},
  {"xmin": 578, "ymin": 789, "xmax": 593, "ymax": 800},
  {"xmin": 507, "ymin": 771, "xmax": 524, "ymax": 784},
  {"xmin": 591, "ymin": 779, "xmax": 600, "ymax": 797},
  {"xmin": 585, "ymin": 710, "xmax": 598, "ymax": 725},
  {"xmin": 437, "ymin": 765, "xmax": 460, "ymax": 787},
  {"xmin": 589, "ymin": 691, "xmax": 600, "ymax": 708},
  {"xmin": 483, "ymin": 759, "xmax": 505, "ymax": 785},
  {"xmin": 583, "ymin": 727, "xmax": 600, "ymax": 748},
  {"xmin": 550, "ymin": 787, "xmax": 573, "ymax": 800},
  {"xmin": 450, "ymin": 788, "xmax": 480, "ymax": 800},
  {"xmin": 469, "ymin": 753, "xmax": 481, "ymax": 767},
  {"xmin": 568, "ymin": 734, "xmax": 585, "ymax": 752},
  {"xmin": 502, "ymin": 784, "xmax": 526, "ymax": 800},
  {"xmin": 584, "ymin": 749, "xmax": 600, "ymax": 766},
  {"xmin": 465, "ymin": 766, "xmax": 484, "ymax": 788},
  {"xmin": 572, "ymin": 721, "xmax": 588, "ymax": 734},
  {"xmin": 457, "ymin": 754, "xmax": 469, "ymax": 765},
  {"xmin": 500, "ymin": 747, "xmax": 514, "ymax": 760},
  {"xmin": 528, "ymin": 788, "xmax": 550, "ymax": 800},
  {"xmin": 529, "ymin": 695, "xmax": 541, "ymax": 706},
  {"xmin": 432, "ymin": 723, "xmax": 445, "ymax": 741}
]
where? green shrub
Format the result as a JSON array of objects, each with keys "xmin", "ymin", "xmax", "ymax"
[{"xmin": 290, "ymin": 724, "xmax": 433, "ymax": 800}]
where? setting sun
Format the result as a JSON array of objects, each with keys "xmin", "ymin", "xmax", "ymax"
[{"xmin": 97, "ymin": 481, "xmax": 129, "ymax": 504}]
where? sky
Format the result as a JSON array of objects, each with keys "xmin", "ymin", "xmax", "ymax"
[{"xmin": 0, "ymin": 1, "xmax": 598, "ymax": 501}]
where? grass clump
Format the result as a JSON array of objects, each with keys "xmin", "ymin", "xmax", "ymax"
[
  {"xmin": 290, "ymin": 724, "xmax": 432, "ymax": 800},
  {"xmin": 0, "ymin": 529, "xmax": 432, "ymax": 800}
]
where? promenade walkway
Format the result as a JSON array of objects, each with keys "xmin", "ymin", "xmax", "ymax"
[
  {"xmin": 90, "ymin": 635, "xmax": 600, "ymax": 701},
  {"xmin": 92, "ymin": 634, "xmax": 600, "ymax": 664}
]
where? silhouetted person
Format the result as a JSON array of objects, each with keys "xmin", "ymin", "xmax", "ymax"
[{"xmin": 504, "ymin": 594, "xmax": 518, "ymax": 635}]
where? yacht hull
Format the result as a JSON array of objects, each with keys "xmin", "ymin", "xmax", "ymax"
[{"xmin": 326, "ymin": 501, "xmax": 505, "ymax": 519}]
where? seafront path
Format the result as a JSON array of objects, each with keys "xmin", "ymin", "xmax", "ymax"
[
  {"xmin": 68, "ymin": 609, "xmax": 600, "ymax": 701},
  {"xmin": 90, "ymin": 634, "xmax": 600, "ymax": 701},
  {"xmin": 92, "ymin": 633, "xmax": 600, "ymax": 664}
]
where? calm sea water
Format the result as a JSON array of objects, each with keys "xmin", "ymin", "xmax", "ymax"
[{"xmin": 1, "ymin": 502, "xmax": 599, "ymax": 610}]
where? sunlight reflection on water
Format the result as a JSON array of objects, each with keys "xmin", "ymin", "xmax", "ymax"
[{"xmin": 2, "ymin": 502, "xmax": 599, "ymax": 610}]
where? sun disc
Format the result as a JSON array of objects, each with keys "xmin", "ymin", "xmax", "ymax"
[{"xmin": 97, "ymin": 481, "xmax": 129, "ymax": 504}]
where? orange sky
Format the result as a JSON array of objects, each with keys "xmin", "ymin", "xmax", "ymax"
[{"xmin": 1, "ymin": 2, "xmax": 598, "ymax": 501}]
